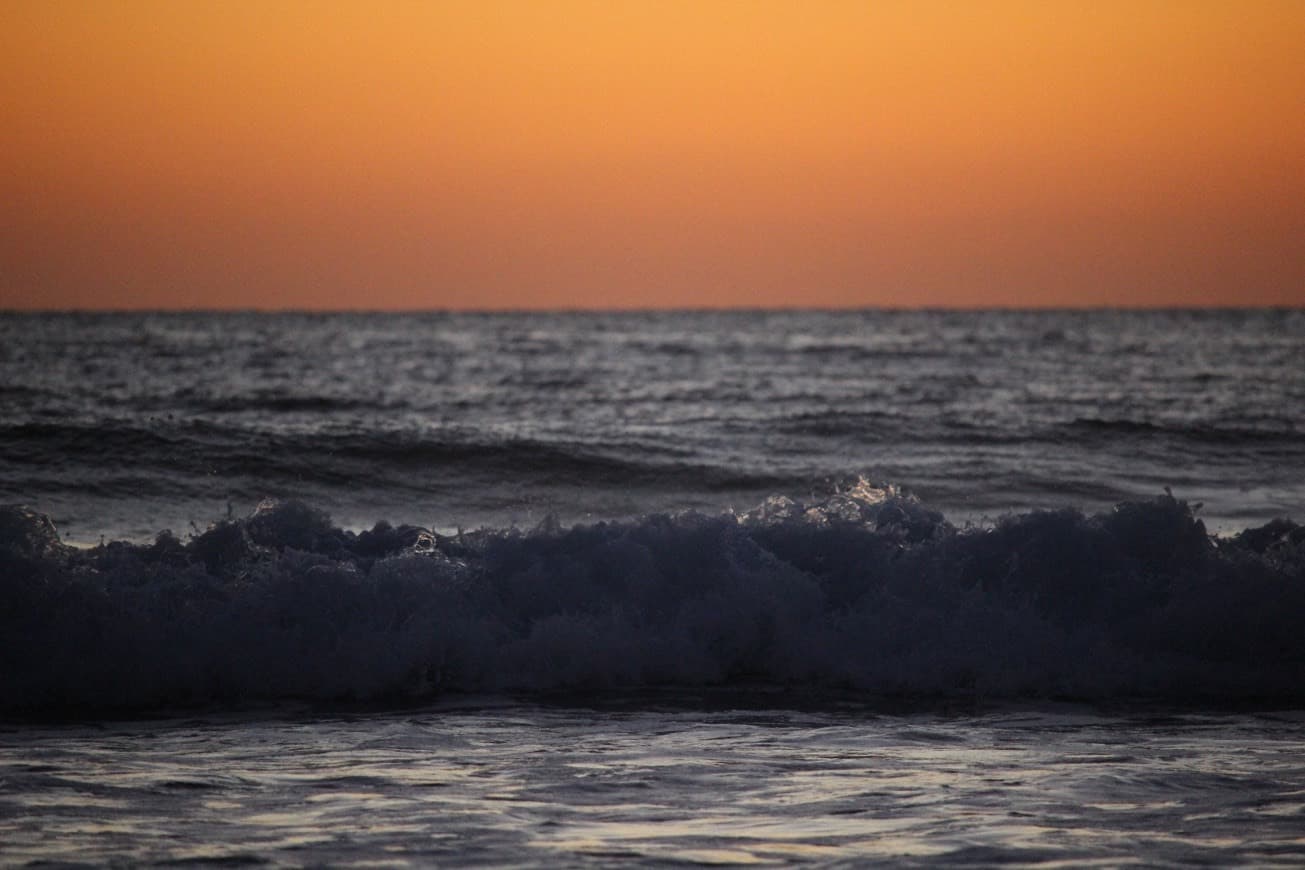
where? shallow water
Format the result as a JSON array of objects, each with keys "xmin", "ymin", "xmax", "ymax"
[{"xmin": 4, "ymin": 699, "xmax": 1305, "ymax": 867}]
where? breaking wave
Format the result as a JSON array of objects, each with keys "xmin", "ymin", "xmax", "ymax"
[{"xmin": 3, "ymin": 484, "xmax": 1304, "ymax": 714}]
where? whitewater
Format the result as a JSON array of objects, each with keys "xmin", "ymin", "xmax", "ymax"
[{"xmin": 2, "ymin": 309, "xmax": 1304, "ymax": 865}]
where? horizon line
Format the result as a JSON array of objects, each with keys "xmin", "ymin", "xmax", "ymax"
[{"xmin": 3, "ymin": 303, "xmax": 1303, "ymax": 316}]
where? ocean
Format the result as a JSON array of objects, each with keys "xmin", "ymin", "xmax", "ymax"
[{"xmin": 2, "ymin": 308, "xmax": 1304, "ymax": 865}]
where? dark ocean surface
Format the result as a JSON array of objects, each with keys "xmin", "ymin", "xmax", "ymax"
[
  {"xmin": 3, "ymin": 310, "xmax": 1303, "ymax": 541},
  {"xmin": 3, "ymin": 310, "xmax": 1305, "ymax": 866}
]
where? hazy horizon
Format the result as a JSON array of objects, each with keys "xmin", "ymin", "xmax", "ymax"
[{"xmin": 6, "ymin": 302, "xmax": 1305, "ymax": 315}]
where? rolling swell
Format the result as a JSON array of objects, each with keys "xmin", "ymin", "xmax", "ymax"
[
  {"xmin": 0, "ymin": 420, "xmax": 779, "ymax": 493},
  {"xmin": 3, "ymin": 486, "xmax": 1303, "ymax": 714},
  {"xmin": 1060, "ymin": 417, "xmax": 1303, "ymax": 446}
]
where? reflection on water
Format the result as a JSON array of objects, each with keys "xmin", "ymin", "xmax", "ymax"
[{"xmin": 2, "ymin": 700, "xmax": 1305, "ymax": 866}]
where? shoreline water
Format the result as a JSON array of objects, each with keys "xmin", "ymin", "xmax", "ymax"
[{"xmin": 5, "ymin": 696, "xmax": 1305, "ymax": 867}]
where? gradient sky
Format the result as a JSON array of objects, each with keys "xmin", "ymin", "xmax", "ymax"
[{"xmin": 3, "ymin": 0, "xmax": 1303, "ymax": 310}]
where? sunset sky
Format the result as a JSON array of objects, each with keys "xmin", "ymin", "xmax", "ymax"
[{"xmin": 3, "ymin": 0, "xmax": 1303, "ymax": 310}]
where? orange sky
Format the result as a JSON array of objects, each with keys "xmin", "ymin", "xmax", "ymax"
[{"xmin": 2, "ymin": 0, "xmax": 1303, "ymax": 309}]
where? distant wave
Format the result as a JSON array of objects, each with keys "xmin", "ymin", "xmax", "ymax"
[
  {"xmin": 2, "ymin": 484, "xmax": 1303, "ymax": 714},
  {"xmin": 774, "ymin": 414, "xmax": 1305, "ymax": 448},
  {"xmin": 0, "ymin": 421, "xmax": 781, "ymax": 492},
  {"xmin": 171, "ymin": 393, "xmax": 398, "ymax": 415},
  {"xmin": 1061, "ymin": 417, "xmax": 1303, "ymax": 445}
]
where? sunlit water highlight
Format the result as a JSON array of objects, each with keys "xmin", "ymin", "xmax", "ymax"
[{"xmin": 4, "ymin": 699, "xmax": 1305, "ymax": 867}]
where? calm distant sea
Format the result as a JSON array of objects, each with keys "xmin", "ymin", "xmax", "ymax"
[{"xmin": 3, "ymin": 309, "xmax": 1305, "ymax": 866}]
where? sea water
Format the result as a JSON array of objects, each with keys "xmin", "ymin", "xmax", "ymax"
[
  {"xmin": 2, "ymin": 309, "xmax": 1304, "ymax": 865},
  {"xmin": 3, "ymin": 309, "xmax": 1302, "ymax": 541},
  {"xmin": 5, "ymin": 701, "xmax": 1305, "ymax": 866}
]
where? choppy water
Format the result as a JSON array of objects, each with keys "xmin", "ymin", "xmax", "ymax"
[
  {"xmin": 3, "ymin": 309, "xmax": 1304, "ymax": 865},
  {"xmin": 2, "ymin": 309, "xmax": 1303, "ymax": 541}
]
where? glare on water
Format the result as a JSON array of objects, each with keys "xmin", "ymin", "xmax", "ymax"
[{"xmin": 4, "ymin": 700, "xmax": 1305, "ymax": 867}]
